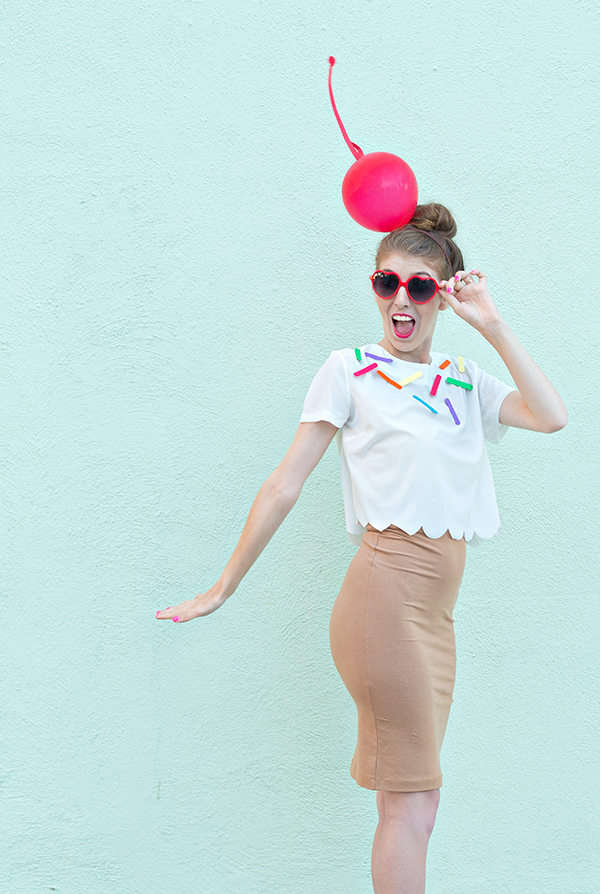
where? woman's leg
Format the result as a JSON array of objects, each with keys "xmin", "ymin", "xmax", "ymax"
[
  {"xmin": 371, "ymin": 789, "xmax": 440, "ymax": 894},
  {"xmin": 371, "ymin": 790, "xmax": 386, "ymax": 892}
]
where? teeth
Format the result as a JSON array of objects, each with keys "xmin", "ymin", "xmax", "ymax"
[{"xmin": 392, "ymin": 314, "xmax": 414, "ymax": 321}]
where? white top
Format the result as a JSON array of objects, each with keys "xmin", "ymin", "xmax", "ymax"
[{"xmin": 299, "ymin": 344, "xmax": 517, "ymax": 548}]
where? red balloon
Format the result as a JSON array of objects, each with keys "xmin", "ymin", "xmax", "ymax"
[
  {"xmin": 328, "ymin": 57, "xmax": 419, "ymax": 233},
  {"xmin": 342, "ymin": 152, "xmax": 418, "ymax": 232}
]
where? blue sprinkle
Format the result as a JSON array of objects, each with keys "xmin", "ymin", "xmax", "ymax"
[
  {"xmin": 365, "ymin": 351, "xmax": 393, "ymax": 363},
  {"xmin": 413, "ymin": 395, "xmax": 438, "ymax": 414}
]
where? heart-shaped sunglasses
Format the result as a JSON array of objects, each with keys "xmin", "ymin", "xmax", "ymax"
[{"xmin": 370, "ymin": 270, "xmax": 441, "ymax": 304}]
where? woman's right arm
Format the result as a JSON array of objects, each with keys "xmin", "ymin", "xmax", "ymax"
[{"xmin": 155, "ymin": 420, "xmax": 339, "ymax": 623}]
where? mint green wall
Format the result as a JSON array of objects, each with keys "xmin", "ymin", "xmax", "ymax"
[{"xmin": 2, "ymin": 2, "xmax": 598, "ymax": 892}]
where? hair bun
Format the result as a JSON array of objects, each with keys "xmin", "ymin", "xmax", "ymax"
[{"xmin": 409, "ymin": 203, "xmax": 457, "ymax": 238}]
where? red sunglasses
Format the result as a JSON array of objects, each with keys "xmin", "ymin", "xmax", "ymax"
[{"xmin": 370, "ymin": 270, "xmax": 441, "ymax": 304}]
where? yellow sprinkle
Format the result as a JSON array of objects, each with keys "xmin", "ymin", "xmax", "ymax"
[
  {"xmin": 397, "ymin": 371, "xmax": 423, "ymax": 387},
  {"xmin": 458, "ymin": 356, "xmax": 465, "ymax": 372}
]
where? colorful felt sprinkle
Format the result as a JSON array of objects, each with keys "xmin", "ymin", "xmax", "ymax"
[
  {"xmin": 445, "ymin": 398, "xmax": 461, "ymax": 425},
  {"xmin": 355, "ymin": 348, "xmax": 362, "ymax": 362},
  {"xmin": 413, "ymin": 395, "xmax": 438, "ymax": 414},
  {"xmin": 398, "ymin": 371, "xmax": 423, "ymax": 387},
  {"xmin": 446, "ymin": 377, "xmax": 473, "ymax": 390},
  {"xmin": 458, "ymin": 355, "xmax": 465, "ymax": 372},
  {"xmin": 354, "ymin": 362, "xmax": 378, "ymax": 377},
  {"xmin": 430, "ymin": 374, "xmax": 442, "ymax": 396},
  {"xmin": 377, "ymin": 370, "xmax": 403, "ymax": 390},
  {"xmin": 439, "ymin": 359, "xmax": 451, "ymax": 369},
  {"xmin": 365, "ymin": 351, "xmax": 393, "ymax": 363}
]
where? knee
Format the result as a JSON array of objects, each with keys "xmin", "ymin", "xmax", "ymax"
[
  {"xmin": 417, "ymin": 789, "xmax": 440, "ymax": 837},
  {"xmin": 383, "ymin": 788, "xmax": 440, "ymax": 838},
  {"xmin": 424, "ymin": 788, "xmax": 440, "ymax": 835}
]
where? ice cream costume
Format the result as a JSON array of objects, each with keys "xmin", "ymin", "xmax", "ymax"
[{"xmin": 301, "ymin": 344, "xmax": 516, "ymax": 790}]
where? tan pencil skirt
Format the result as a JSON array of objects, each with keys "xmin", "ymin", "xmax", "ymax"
[{"xmin": 329, "ymin": 525, "xmax": 466, "ymax": 792}]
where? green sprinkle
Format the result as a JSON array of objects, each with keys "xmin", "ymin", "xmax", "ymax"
[
  {"xmin": 446, "ymin": 377, "xmax": 473, "ymax": 390},
  {"xmin": 355, "ymin": 348, "xmax": 362, "ymax": 362}
]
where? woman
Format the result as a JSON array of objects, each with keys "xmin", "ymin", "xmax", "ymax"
[{"xmin": 155, "ymin": 203, "xmax": 567, "ymax": 894}]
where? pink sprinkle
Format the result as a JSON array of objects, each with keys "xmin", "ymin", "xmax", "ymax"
[
  {"xmin": 353, "ymin": 362, "xmax": 378, "ymax": 377},
  {"xmin": 430, "ymin": 374, "xmax": 442, "ymax": 396}
]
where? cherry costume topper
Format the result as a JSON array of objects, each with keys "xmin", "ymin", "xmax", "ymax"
[{"xmin": 328, "ymin": 56, "xmax": 418, "ymax": 232}]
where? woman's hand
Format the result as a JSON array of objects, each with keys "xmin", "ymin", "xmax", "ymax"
[
  {"xmin": 439, "ymin": 269, "xmax": 504, "ymax": 337},
  {"xmin": 155, "ymin": 586, "xmax": 228, "ymax": 623}
]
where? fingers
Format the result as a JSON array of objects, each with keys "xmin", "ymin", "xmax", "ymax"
[
  {"xmin": 453, "ymin": 271, "xmax": 470, "ymax": 289},
  {"xmin": 155, "ymin": 599, "xmax": 198, "ymax": 622},
  {"xmin": 155, "ymin": 591, "xmax": 227, "ymax": 623},
  {"xmin": 441, "ymin": 288, "xmax": 461, "ymax": 312},
  {"xmin": 441, "ymin": 269, "xmax": 485, "ymax": 295},
  {"xmin": 439, "ymin": 272, "xmax": 465, "ymax": 293},
  {"xmin": 458, "ymin": 269, "xmax": 485, "ymax": 287},
  {"xmin": 155, "ymin": 602, "xmax": 189, "ymax": 622},
  {"xmin": 439, "ymin": 275, "xmax": 466, "ymax": 297}
]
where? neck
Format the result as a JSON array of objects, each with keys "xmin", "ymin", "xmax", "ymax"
[{"xmin": 378, "ymin": 337, "xmax": 432, "ymax": 365}]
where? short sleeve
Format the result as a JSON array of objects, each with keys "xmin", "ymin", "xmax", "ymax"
[
  {"xmin": 299, "ymin": 350, "xmax": 352, "ymax": 429},
  {"xmin": 477, "ymin": 367, "xmax": 518, "ymax": 444}
]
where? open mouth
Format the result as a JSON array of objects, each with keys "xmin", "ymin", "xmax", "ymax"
[{"xmin": 392, "ymin": 313, "xmax": 416, "ymax": 339}]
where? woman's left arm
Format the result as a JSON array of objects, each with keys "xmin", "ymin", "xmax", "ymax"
[{"xmin": 441, "ymin": 270, "xmax": 568, "ymax": 433}]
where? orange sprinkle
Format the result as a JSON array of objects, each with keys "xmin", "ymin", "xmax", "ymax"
[
  {"xmin": 377, "ymin": 370, "xmax": 403, "ymax": 390},
  {"xmin": 439, "ymin": 359, "xmax": 450, "ymax": 369}
]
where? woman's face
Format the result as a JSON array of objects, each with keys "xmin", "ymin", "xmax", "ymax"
[{"xmin": 374, "ymin": 252, "xmax": 448, "ymax": 364}]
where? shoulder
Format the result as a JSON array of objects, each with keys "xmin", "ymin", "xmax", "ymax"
[
  {"xmin": 432, "ymin": 352, "xmax": 493, "ymax": 386},
  {"xmin": 311, "ymin": 346, "xmax": 366, "ymax": 374},
  {"xmin": 432, "ymin": 352, "xmax": 514, "ymax": 409},
  {"xmin": 333, "ymin": 346, "xmax": 362, "ymax": 364}
]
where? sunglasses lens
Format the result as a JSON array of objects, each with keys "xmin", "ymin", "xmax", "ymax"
[
  {"xmin": 372, "ymin": 271, "xmax": 399, "ymax": 298},
  {"xmin": 407, "ymin": 277, "xmax": 437, "ymax": 303}
]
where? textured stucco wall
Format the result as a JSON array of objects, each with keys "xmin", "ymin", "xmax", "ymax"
[{"xmin": 1, "ymin": 1, "xmax": 599, "ymax": 892}]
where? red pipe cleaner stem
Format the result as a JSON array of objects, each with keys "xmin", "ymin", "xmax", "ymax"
[{"xmin": 328, "ymin": 57, "xmax": 364, "ymax": 160}]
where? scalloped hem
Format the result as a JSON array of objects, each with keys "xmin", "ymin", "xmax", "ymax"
[{"xmin": 347, "ymin": 520, "xmax": 500, "ymax": 547}]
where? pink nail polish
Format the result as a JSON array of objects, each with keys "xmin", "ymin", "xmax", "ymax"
[
  {"xmin": 172, "ymin": 616, "xmax": 179, "ymax": 622},
  {"xmin": 470, "ymin": 270, "xmax": 476, "ymax": 274},
  {"xmin": 455, "ymin": 274, "xmax": 460, "ymax": 280}
]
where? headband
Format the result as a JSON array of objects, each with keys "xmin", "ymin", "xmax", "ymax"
[{"xmin": 418, "ymin": 229, "xmax": 453, "ymax": 273}]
